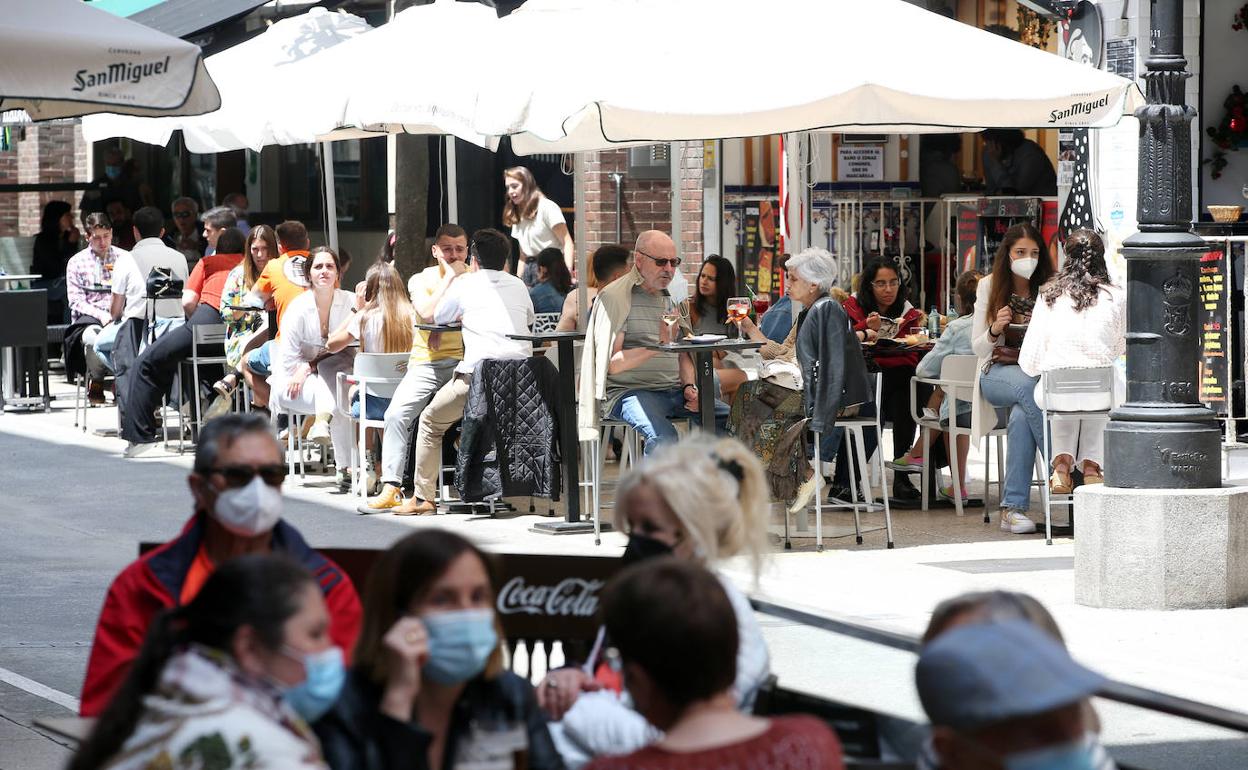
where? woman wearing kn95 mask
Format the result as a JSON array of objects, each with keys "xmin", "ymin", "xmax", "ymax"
[
  {"xmin": 71, "ymin": 555, "xmax": 339, "ymax": 770},
  {"xmin": 970, "ymin": 223, "xmax": 1054, "ymax": 537},
  {"xmin": 312, "ymin": 529, "xmax": 563, "ymax": 770}
]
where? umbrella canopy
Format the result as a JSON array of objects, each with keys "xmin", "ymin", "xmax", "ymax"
[
  {"xmin": 0, "ymin": 0, "xmax": 220, "ymax": 121},
  {"xmin": 82, "ymin": 7, "xmax": 371, "ymax": 151},
  {"xmin": 482, "ymin": 0, "xmax": 1147, "ymax": 154},
  {"xmin": 264, "ymin": 0, "xmax": 501, "ymax": 150}
]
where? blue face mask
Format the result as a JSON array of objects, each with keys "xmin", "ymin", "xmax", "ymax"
[
  {"xmin": 422, "ymin": 608, "xmax": 498, "ymax": 685},
  {"xmin": 104, "ymin": 164, "xmax": 122, "ymax": 181},
  {"xmin": 282, "ymin": 645, "xmax": 346, "ymax": 722},
  {"xmin": 1004, "ymin": 734, "xmax": 1099, "ymax": 770}
]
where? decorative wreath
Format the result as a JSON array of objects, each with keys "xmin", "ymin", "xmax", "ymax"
[{"xmin": 1204, "ymin": 85, "xmax": 1247, "ymax": 179}]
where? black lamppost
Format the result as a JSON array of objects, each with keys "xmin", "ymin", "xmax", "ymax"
[{"xmin": 1103, "ymin": 0, "xmax": 1222, "ymax": 489}]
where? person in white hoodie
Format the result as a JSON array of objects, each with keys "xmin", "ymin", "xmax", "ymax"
[
  {"xmin": 71, "ymin": 554, "xmax": 339, "ymax": 770},
  {"xmin": 538, "ymin": 435, "xmax": 772, "ymax": 767},
  {"xmin": 1019, "ymin": 228, "xmax": 1125, "ymax": 494}
]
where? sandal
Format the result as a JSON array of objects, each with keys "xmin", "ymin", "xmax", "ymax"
[
  {"xmin": 1049, "ymin": 469, "xmax": 1073, "ymax": 495},
  {"xmin": 1082, "ymin": 466, "xmax": 1105, "ymax": 485},
  {"xmin": 212, "ymin": 375, "xmax": 238, "ymax": 398}
]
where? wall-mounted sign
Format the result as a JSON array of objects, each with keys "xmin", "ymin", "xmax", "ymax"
[
  {"xmin": 1106, "ymin": 38, "xmax": 1137, "ymax": 81},
  {"xmin": 837, "ymin": 145, "xmax": 884, "ymax": 181}
]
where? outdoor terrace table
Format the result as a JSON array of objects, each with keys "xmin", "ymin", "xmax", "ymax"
[
  {"xmin": 507, "ymin": 330, "xmax": 591, "ymax": 535},
  {"xmin": 0, "ymin": 275, "xmax": 49, "ymax": 408},
  {"xmin": 415, "ymin": 322, "xmax": 461, "ymax": 333},
  {"xmin": 0, "ymin": 274, "xmax": 40, "ymax": 287},
  {"xmin": 644, "ymin": 338, "xmax": 764, "ymax": 429}
]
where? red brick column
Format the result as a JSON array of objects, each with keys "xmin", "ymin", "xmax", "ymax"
[{"xmin": 0, "ymin": 124, "xmax": 89, "ymax": 238}]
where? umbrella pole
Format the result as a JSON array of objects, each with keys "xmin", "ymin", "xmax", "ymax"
[{"xmin": 320, "ymin": 141, "xmax": 339, "ymax": 252}]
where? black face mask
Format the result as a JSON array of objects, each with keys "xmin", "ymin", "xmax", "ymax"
[{"xmin": 622, "ymin": 533, "xmax": 673, "ymax": 565}]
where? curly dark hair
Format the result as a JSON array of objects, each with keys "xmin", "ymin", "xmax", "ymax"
[{"xmin": 1042, "ymin": 229, "xmax": 1111, "ymax": 312}]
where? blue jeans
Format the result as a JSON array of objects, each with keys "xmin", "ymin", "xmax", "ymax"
[
  {"xmin": 246, "ymin": 340, "xmax": 272, "ymax": 377},
  {"xmin": 609, "ymin": 387, "xmax": 729, "ymax": 455},
  {"xmin": 350, "ymin": 392, "xmax": 392, "ymax": 421},
  {"xmin": 979, "ymin": 363, "xmax": 1043, "ymax": 511}
]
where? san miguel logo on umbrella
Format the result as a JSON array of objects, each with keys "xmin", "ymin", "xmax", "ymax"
[
  {"xmin": 73, "ymin": 56, "xmax": 173, "ymax": 93},
  {"xmin": 1048, "ymin": 94, "xmax": 1111, "ymax": 124}
]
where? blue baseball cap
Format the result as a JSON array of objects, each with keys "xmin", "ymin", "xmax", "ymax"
[{"xmin": 915, "ymin": 619, "xmax": 1106, "ymax": 730}]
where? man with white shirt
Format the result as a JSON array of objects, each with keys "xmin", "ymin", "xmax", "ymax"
[
  {"xmin": 95, "ymin": 206, "xmax": 188, "ymax": 376},
  {"xmin": 393, "ymin": 228, "xmax": 534, "ymax": 515}
]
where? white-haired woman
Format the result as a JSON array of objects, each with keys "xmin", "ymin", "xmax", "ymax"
[
  {"xmin": 537, "ymin": 435, "xmax": 773, "ymax": 767},
  {"xmin": 735, "ymin": 248, "xmax": 873, "ymax": 506}
]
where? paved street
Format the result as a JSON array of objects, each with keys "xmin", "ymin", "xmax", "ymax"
[{"xmin": 2, "ymin": 386, "xmax": 1246, "ymax": 768}]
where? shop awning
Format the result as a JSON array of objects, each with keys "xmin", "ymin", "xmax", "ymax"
[{"xmin": 90, "ymin": 0, "xmax": 269, "ymax": 39}]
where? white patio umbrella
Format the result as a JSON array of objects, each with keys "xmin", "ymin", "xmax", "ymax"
[
  {"xmin": 82, "ymin": 7, "xmax": 371, "ymax": 152},
  {"xmin": 0, "ymin": 0, "xmax": 220, "ymax": 121},
  {"xmin": 480, "ymin": 0, "xmax": 1146, "ymax": 155},
  {"xmin": 264, "ymin": 0, "xmax": 501, "ymax": 150}
]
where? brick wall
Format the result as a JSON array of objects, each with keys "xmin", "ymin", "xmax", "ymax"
[
  {"xmin": 0, "ymin": 124, "xmax": 88, "ymax": 239},
  {"xmin": 580, "ymin": 142, "xmax": 705, "ymax": 277}
]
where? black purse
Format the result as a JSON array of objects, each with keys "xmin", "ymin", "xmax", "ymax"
[{"xmin": 145, "ymin": 266, "xmax": 183, "ymax": 299}]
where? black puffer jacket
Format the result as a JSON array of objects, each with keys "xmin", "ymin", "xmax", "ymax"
[
  {"xmin": 456, "ymin": 356, "xmax": 561, "ymax": 502},
  {"xmin": 314, "ymin": 668, "xmax": 565, "ymax": 770},
  {"xmin": 796, "ymin": 294, "xmax": 872, "ymax": 434}
]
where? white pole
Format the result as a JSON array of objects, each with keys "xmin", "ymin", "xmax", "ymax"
[
  {"xmin": 670, "ymin": 141, "xmax": 682, "ymax": 262},
  {"xmin": 444, "ymin": 135, "xmax": 458, "ymax": 223},
  {"xmin": 321, "ymin": 141, "xmax": 339, "ymax": 252},
  {"xmin": 574, "ymin": 152, "xmax": 589, "ymax": 329}
]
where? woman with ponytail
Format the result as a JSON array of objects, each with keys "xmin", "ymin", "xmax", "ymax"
[
  {"xmin": 72, "ymin": 555, "xmax": 339, "ymax": 770},
  {"xmin": 537, "ymin": 435, "xmax": 773, "ymax": 766},
  {"xmin": 1020, "ymin": 228, "xmax": 1125, "ymax": 492}
]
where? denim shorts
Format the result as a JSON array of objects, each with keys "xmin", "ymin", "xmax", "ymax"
[
  {"xmin": 350, "ymin": 392, "xmax": 392, "ymax": 421},
  {"xmin": 246, "ymin": 340, "xmax": 272, "ymax": 377}
]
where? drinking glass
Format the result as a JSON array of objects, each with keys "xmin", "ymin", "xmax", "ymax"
[
  {"xmin": 661, "ymin": 298, "xmax": 682, "ymax": 342},
  {"xmin": 752, "ymin": 295, "xmax": 771, "ymax": 317},
  {"xmin": 727, "ymin": 297, "xmax": 750, "ymax": 339}
]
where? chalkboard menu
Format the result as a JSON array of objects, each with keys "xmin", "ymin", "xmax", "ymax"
[{"xmin": 1199, "ymin": 248, "xmax": 1229, "ymax": 411}]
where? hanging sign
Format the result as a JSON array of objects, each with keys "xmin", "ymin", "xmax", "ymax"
[
  {"xmin": 1198, "ymin": 249, "xmax": 1228, "ymax": 410},
  {"xmin": 837, "ymin": 146, "xmax": 884, "ymax": 181}
]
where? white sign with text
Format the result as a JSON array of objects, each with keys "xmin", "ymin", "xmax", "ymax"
[{"xmin": 837, "ymin": 145, "xmax": 884, "ymax": 181}]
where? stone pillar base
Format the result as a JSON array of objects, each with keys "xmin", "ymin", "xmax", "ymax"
[{"xmin": 1074, "ymin": 485, "xmax": 1248, "ymax": 609}]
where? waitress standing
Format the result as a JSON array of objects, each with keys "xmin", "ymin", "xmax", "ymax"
[{"xmin": 503, "ymin": 165, "xmax": 574, "ymax": 287}]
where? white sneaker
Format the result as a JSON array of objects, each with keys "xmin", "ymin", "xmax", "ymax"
[
  {"xmin": 787, "ymin": 473, "xmax": 819, "ymax": 514},
  {"xmin": 307, "ymin": 418, "xmax": 331, "ymax": 446},
  {"xmin": 123, "ymin": 441, "xmax": 160, "ymax": 459},
  {"xmin": 1000, "ymin": 509, "xmax": 1037, "ymax": 534}
]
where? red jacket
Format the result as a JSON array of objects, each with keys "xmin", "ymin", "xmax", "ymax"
[
  {"xmin": 842, "ymin": 296, "xmax": 923, "ymax": 369},
  {"xmin": 79, "ymin": 513, "xmax": 363, "ymax": 717}
]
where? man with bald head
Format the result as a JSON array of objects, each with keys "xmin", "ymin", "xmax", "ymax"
[{"xmin": 578, "ymin": 230, "xmax": 726, "ymax": 454}]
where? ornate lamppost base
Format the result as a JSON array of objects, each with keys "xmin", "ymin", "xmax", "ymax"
[{"xmin": 1104, "ymin": 415, "xmax": 1223, "ymax": 489}]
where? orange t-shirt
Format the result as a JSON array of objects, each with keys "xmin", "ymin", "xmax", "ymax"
[
  {"xmin": 179, "ymin": 544, "xmax": 215, "ymax": 605},
  {"xmin": 252, "ymin": 250, "xmax": 310, "ymax": 339},
  {"xmin": 187, "ymin": 252, "xmax": 244, "ymax": 310}
]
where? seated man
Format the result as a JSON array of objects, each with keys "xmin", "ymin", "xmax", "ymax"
[
  {"xmin": 81, "ymin": 413, "xmax": 363, "ymax": 716},
  {"xmin": 65, "ymin": 213, "xmax": 129, "ymax": 404},
  {"xmin": 241, "ymin": 220, "xmax": 312, "ymax": 414},
  {"xmin": 397, "ymin": 227, "xmax": 534, "ymax": 515},
  {"xmin": 200, "ymin": 205, "xmax": 238, "ymax": 258},
  {"xmin": 363, "ymin": 224, "xmax": 468, "ymax": 512},
  {"xmin": 916, "ymin": 619, "xmax": 1114, "ymax": 770},
  {"xmin": 578, "ymin": 230, "xmax": 726, "ymax": 456},
  {"xmin": 556, "ymin": 243, "xmax": 631, "ymax": 332},
  {"xmin": 97, "ymin": 206, "xmax": 190, "ymax": 377},
  {"xmin": 118, "ymin": 227, "xmax": 247, "ymax": 457}
]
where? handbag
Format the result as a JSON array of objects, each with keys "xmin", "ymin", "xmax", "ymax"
[
  {"xmin": 145, "ymin": 266, "xmax": 183, "ymax": 299},
  {"xmin": 984, "ymin": 323, "xmax": 1027, "ymax": 371}
]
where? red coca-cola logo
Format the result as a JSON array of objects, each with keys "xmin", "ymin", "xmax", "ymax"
[{"xmin": 496, "ymin": 576, "xmax": 603, "ymax": 618}]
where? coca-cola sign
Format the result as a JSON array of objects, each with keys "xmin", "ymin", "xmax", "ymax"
[{"xmin": 497, "ymin": 576, "xmax": 603, "ymax": 618}]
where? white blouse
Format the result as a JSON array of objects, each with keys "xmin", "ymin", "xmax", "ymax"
[
  {"xmin": 1019, "ymin": 285, "xmax": 1126, "ymax": 377},
  {"xmin": 272, "ymin": 289, "xmax": 357, "ymax": 382},
  {"xmin": 510, "ymin": 195, "xmax": 566, "ymax": 258}
]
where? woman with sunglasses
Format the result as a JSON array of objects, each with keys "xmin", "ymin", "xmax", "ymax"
[
  {"xmin": 72, "ymin": 554, "xmax": 337, "ymax": 770},
  {"xmin": 313, "ymin": 529, "xmax": 563, "ymax": 770},
  {"xmin": 270, "ymin": 246, "xmax": 359, "ymax": 490},
  {"xmin": 538, "ymin": 435, "xmax": 771, "ymax": 767},
  {"xmin": 843, "ymin": 258, "xmax": 926, "ymax": 501}
]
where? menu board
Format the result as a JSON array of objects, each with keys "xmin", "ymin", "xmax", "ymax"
[
  {"xmin": 1198, "ymin": 249, "xmax": 1229, "ymax": 411},
  {"xmin": 740, "ymin": 199, "xmax": 781, "ymax": 299}
]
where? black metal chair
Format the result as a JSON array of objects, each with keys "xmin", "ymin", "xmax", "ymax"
[{"xmin": 0, "ymin": 289, "xmax": 51, "ymax": 412}]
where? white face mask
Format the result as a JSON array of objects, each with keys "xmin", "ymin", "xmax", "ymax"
[
  {"xmin": 212, "ymin": 476, "xmax": 283, "ymax": 537},
  {"xmin": 1010, "ymin": 257, "xmax": 1038, "ymax": 279}
]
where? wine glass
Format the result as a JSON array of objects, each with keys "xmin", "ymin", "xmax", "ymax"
[
  {"xmin": 661, "ymin": 298, "xmax": 682, "ymax": 343},
  {"xmin": 752, "ymin": 294, "xmax": 771, "ymax": 317},
  {"xmin": 727, "ymin": 296, "xmax": 750, "ymax": 339}
]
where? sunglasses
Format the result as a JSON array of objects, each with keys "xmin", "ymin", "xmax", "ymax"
[
  {"xmin": 208, "ymin": 464, "xmax": 288, "ymax": 488},
  {"xmin": 173, "ymin": 211, "xmax": 194, "ymax": 219},
  {"xmin": 638, "ymin": 249, "xmax": 681, "ymax": 268}
]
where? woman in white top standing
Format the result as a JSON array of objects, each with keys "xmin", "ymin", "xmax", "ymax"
[
  {"xmin": 503, "ymin": 165, "xmax": 574, "ymax": 287},
  {"xmin": 1020, "ymin": 229, "xmax": 1125, "ymax": 493},
  {"xmin": 271, "ymin": 246, "xmax": 358, "ymax": 489}
]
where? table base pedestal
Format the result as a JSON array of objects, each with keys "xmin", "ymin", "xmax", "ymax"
[{"xmin": 530, "ymin": 520, "xmax": 614, "ymax": 536}]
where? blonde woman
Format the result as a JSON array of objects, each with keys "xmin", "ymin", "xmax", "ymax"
[
  {"xmin": 540, "ymin": 435, "xmax": 772, "ymax": 766},
  {"xmin": 503, "ymin": 165, "xmax": 574, "ymax": 286},
  {"xmin": 214, "ymin": 225, "xmax": 279, "ymax": 404}
]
